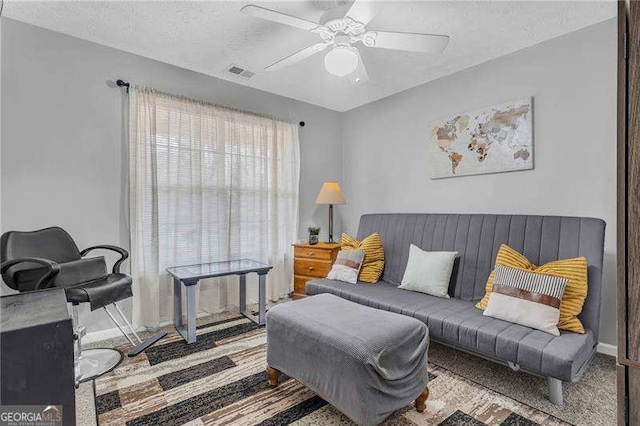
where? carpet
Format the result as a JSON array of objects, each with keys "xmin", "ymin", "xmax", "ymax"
[
  {"xmin": 426, "ymin": 343, "xmax": 616, "ymax": 426},
  {"xmin": 92, "ymin": 311, "xmax": 595, "ymax": 426}
]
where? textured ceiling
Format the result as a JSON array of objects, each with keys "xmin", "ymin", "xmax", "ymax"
[{"xmin": 4, "ymin": 0, "xmax": 616, "ymax": 112}]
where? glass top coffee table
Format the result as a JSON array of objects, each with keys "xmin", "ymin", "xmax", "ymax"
[{"xmin": 166, "ymin": 259, "xmax": 272, "ymax": 344}]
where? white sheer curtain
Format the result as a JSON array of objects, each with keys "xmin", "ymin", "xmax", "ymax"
[{"xmin": 128, "ymin": 87, "xmax": 300, "ymax": 329}]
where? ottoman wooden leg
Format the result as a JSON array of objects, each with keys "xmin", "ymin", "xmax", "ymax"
[
  {"xmin": 415, "ymin": 387, "xmax": 430, "ymax": 413},
  {"xmin": 266, "ymin": 365, "xmax": 281, "ymax": 388}
]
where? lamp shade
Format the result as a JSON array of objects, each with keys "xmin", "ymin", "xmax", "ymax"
[{"xmin": 315, "ymin": 182, "xmax": 346, "ymax": 205}]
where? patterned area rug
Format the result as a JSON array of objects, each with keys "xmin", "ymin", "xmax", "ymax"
[{"xmin": 94, "ymin": 312, "xmax": 570, "ymax": 426}]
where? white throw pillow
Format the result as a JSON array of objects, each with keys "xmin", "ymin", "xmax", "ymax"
[
  {"xmin": 327, "ymin": 250, "xmax": 365, "ymax": 284},
  {"xmin": 483, "ymin": 265, "xmax": 568, "ymax": 336},
  {"xmin": 398, "ymin": 245, "xmax": 458, "ymax": 298}
]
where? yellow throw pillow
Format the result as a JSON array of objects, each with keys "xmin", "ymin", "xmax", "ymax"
[
  {"xmin": 341, "ymin": 233, "xmax": 385, "ymax": 283},
  {"xmin": 476, "ymin": 244, "xmax": 588, "ymax": 334}
]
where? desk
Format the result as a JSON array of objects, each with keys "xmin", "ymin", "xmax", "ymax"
[{"xmin": 166, "ymin": 259, "xmax": 272, "ymax": 344}]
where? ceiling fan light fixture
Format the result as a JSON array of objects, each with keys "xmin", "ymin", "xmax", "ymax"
[
  {"xmin": 242, "ymin": 0, "xmax": 450, "ymax": 84},
  {"xmin": 324, "ymin": 46, "xmax": 359, "ymax": 77}
]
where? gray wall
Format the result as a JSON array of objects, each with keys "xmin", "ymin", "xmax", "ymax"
[
  {"xmin": 1, "ymin": 18, "xmax": 342, "ymax": 333},
  {"xmin": 341, "ymin": 19, "xmax": 617, "ymax": 345},
  {"xmin": 1, "ymin": 17, "xmax": 618, "ymax": 345}
]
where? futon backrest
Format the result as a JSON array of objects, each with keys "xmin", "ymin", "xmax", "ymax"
[{"xmin": 357, "ymin": 214, "xmax": 606, "ymax": 337}]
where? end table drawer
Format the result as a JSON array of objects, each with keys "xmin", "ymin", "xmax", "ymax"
[
  {"xmin": 294, "ymin": 246, "xmax": 333, "ymax": 260},
  {"xmin": 291, "ymin": 243, "xmax": 341, "ymax": 298},
  {"xmin": 294, "ymin": 275, "xmax": 313, "ymax": 294},
  {"xmin": 294, "ymin": 259, "xmax": 331, "ymax": 278}
]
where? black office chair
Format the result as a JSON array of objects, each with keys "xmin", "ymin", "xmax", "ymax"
[{"xmin": 0, "ymin": 227, "xmax": 165, "ymax": 383}]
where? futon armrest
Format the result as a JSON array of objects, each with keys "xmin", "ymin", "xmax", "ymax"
[
  {"xmin": 0, "ymin": 257, "xmax": 61, "ymax": 290},
  {"xmin": 80, "ymin": 245, "xmax": 129, "ymax": 274}
]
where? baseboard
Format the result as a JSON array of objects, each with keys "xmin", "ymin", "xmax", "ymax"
[
  {"xmin": 597, "ymin": 342, "xmax": 617, "ymax": 357},
  {"xmin": 83, "ymin": 309, "xmax": 225, "ymax": 344},
  {"xmin": 83, "ymin": 327, "xmax": 124, "ymax": 344}
]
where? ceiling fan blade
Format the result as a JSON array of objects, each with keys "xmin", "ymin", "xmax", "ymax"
[
  {"xmin": 348, "ymin": 50, "xmax": 369, "ymax": 84},
  {"xmin": 241, "ymin": 5, "xmax": 321, "ymax": 32},
  {"xmin": 344, "ymin": 0, "xmax": 385, "ymax": 26},
  {"xmin": 369, "ymin": 31, "xmax": 450, "ymax": 53},
  {"xmin": 265, "ymin": 43, "xmax": 329, "ymax": 71}
]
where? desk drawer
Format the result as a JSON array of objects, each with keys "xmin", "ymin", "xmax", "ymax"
[
  {"xmin": 294, "ymin": 259, "xmax": 331, "ymax": 278},
  {"xmin": 294, "ymin": 246, "xmax": 333, "ymax": 260}
]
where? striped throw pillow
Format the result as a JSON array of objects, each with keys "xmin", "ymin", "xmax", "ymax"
[
  {"xmin": 475, "ymin": 244, "xmax": 588, "ymax": 334},
  {"xmin": 327, "ymin": 250, "xmax": 365, "ymax": 284},
  {"xmin": 341, "ymin": 233, "xmax": 385, "ymax": 283},
  {"xmin": 483, "ymin": 265, "xmax": 569, "ymax": 336}
]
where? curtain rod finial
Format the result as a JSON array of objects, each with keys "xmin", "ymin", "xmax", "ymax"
[
  {"xmin": 116, "ymin": 79, "xmax": 130, "ymax": 89},
  {"xmin": 299, "ymin": 121, "xmax": 305, "ymax": 127}
]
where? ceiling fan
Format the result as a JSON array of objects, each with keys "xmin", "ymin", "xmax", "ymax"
[{"xmin": 240, "ymin": 1, "xmax": 450, "ymax": 84}]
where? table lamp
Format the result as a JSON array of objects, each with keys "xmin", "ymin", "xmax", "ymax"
[{"xmin": 315, "ymin": 182, "xmax": 346, "ymax": 243}]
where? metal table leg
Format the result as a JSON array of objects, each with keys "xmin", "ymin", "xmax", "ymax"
[
  {"xmin": 173, "ymin": 278, "xmax": 182, "ymax": 329},
  {"xmin": 258, "ymin": 272, "xmax": 266, "ymax": 326},
  {"xmin": 185, "ymin": 283, "xmax": 196, "ymax": 342},
  {"xmin": 174, "ymin": 279, "xmax": 198, "ymax": 344},
  {"xmin": 239, "ymin": 272, "xmax": 266, "ymax": 326},
  {"xmin": 239, "ymin": 274, "xmax": 247, "ymax": 314}
]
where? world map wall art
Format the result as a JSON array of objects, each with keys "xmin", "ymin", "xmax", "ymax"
[{"xmin": 428, "ymin": 98, "xmax": 533, "ymax": 179}]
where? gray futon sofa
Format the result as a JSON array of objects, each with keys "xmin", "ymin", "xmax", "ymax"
[{"xmin": 306, "ymin": 213, "xmax": 605, "ymax": 405}]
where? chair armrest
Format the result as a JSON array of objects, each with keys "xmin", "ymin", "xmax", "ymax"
[
  {"xmin": 80, "ymin": 245, "xmax": 129, "ymax": 273},
  {"xmin": 0, "ymin": 258, "xmax": 61, "ymax": 290}
]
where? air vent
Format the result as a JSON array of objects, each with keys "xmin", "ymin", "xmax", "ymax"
[{"xmin": 226, "ymin": 65, "xmax": 255, "ymax": 79}]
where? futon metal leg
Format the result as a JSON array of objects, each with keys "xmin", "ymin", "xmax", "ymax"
[{"xmin": 548, "ymin": 377, "xmax": 564, "ymax": 406}]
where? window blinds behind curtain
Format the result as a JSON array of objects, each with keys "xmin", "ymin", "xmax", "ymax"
[{"xmin": 129, "ymin": 87, "xmax": 300, "ymax": 329}]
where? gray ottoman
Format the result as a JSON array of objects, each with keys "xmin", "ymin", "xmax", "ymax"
[{"xmin": 266, "ymin": 293, "xmax": 430, "ymax": 426}]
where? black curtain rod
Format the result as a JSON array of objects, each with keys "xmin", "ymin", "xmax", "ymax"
[
  {"xmin": 116, "ymin": 79, "xmax": 130, "ymax": 90},
  {"xmin": 114, "ymin": 79, "xmax": 305, "ymax": 127}
]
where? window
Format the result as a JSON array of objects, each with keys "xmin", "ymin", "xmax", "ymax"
[{"xmin": 128, "ymin": 88, "xmax": 299, "ymax": 328}]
